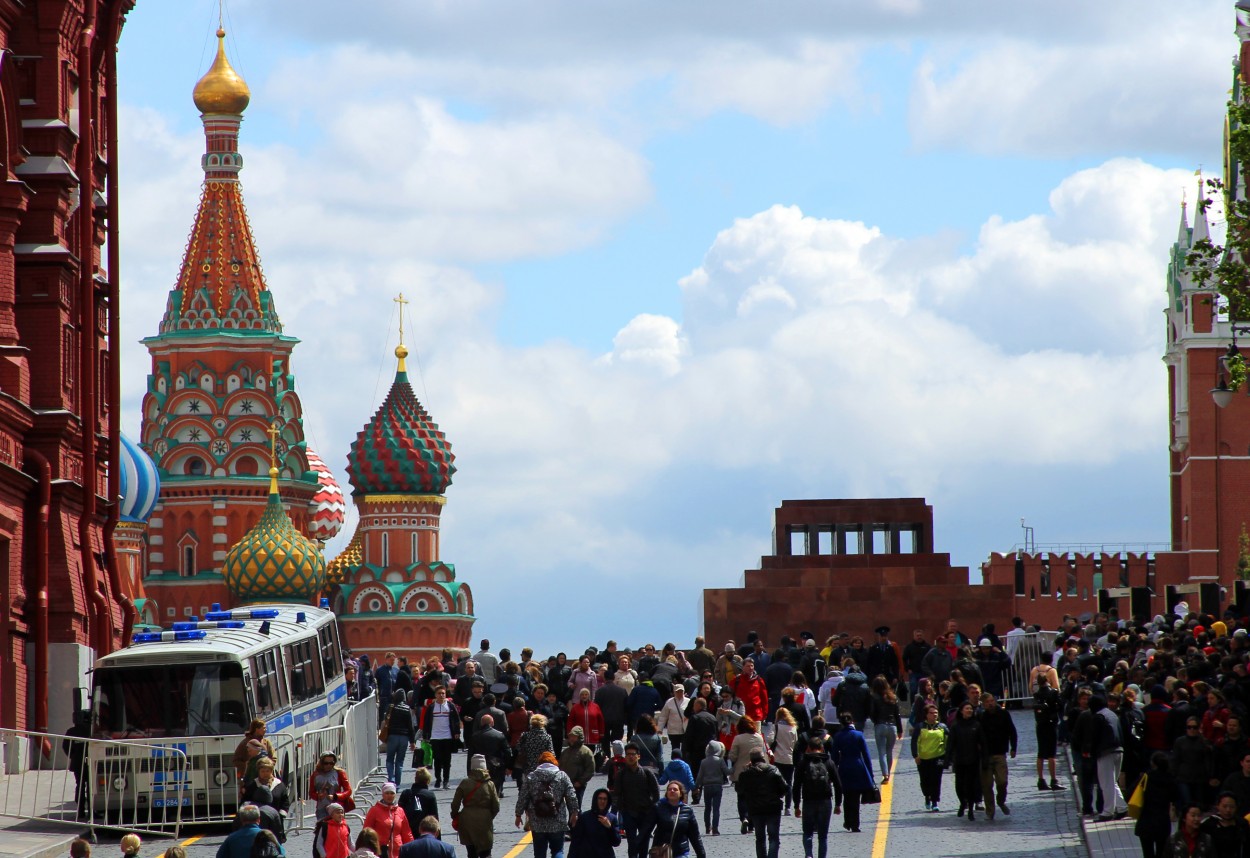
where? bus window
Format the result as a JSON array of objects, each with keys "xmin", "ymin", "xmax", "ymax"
[
  {"xmin": 92, "ymin": 661, "xmax": 248, "ymax": 738},
  {"xmin": 319, "ymin": 625, "xmax": 341, "ymax": 683},
  {"xmin": 286, "ymin": 638, "xmax": 323, "ymax": 703}
]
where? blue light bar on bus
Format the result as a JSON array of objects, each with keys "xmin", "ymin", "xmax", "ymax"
[
  {"xmin": 171, "ymin": 620, "xmax": 246, "ymax": 632},
  {"xmin": 203, "ymin": 608, "xmax": 281, "ymax": 622},
  {"xmin": 320, "ymin": 598, "xmax": 329, "ymax": 608},
  {"xmin": 131, "ymin": 630, "xmax": 209, "ymax": 644}
]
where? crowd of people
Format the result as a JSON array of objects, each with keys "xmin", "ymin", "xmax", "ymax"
[{"xmin": 105, "ymin": 602, "xmax": 1250, "ymax": 858}]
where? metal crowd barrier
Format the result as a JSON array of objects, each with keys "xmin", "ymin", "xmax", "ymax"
[
  {"xmin": 1000, "ymin": 630, "xmax": 1060, "ymax": 703},
  {"xmin": 0, "ymin": 730, "xmax": 186, "ymax": 838},
  {"xmin": 291, "ymin": 696, "xmax": 383, "ymax": 832}
]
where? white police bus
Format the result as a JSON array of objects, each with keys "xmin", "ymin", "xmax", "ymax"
[{"xmin": 86, "ymin": 602, "xmax": 349, "ymax": 824}]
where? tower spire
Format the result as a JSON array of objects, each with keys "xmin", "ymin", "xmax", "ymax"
[
  {"xmin": 1194, "ymin": 168, "xmax": 1211, "ymax": 244},
  {"xmin": 394, "ymin": 292, "xmax": 410, "ymax": 377},
  {"xmin": 266, "ymin": 422, "xmax": 281, "ymax": 496}
]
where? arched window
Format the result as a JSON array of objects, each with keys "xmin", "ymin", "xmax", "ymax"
[
  {"xmin": 380, "ymin": 533, "xmax": 389, "ymax": 568},
  {"xmin": 235, "ymin": 457, "xmax": 258, "ymax": 476},
  {"xmin": 185, "ymin": 458, "xmax": 206, "ymax": 476},
  {"xmin": 182, "ymin": 545, "xmax": 196, "ymax": 578},
  {"xmin": 411, "ymin": 532, "xmax": 419, "ymax": 564}
]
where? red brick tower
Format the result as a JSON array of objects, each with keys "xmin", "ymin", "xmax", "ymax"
[{"xmin": 139, "ymin": 31, "xmax": 340, "ymax": 622}]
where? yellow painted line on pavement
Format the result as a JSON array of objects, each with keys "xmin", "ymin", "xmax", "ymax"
[
  {"xmin": 871, "ymin": 752, "xmax": 897, "ymax": 858},
  {"xmin": 179, "ymin": 835, "xmax": 203, "ymax": 848},
  {"xmin": 501, "ymin": 831, "xmax": 533, "ymax": 858}
]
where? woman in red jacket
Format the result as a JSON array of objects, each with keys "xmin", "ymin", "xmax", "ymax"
[
  {"xmin": 309, "ymin": 752, "xmax": 354, "ymax": 820},
  {"xmin": 362, "ymin": 783, "xmax": 414, "ymax": 858},
  {"xmin": 568, "ymin": 687, "xmax": 606, "ymax": 747}
]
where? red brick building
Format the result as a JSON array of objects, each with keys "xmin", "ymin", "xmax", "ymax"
[{"xmin": 0, "ymin": 0, "xmax": 137, "ymax": 733}]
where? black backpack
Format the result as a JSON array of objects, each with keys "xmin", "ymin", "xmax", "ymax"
[
  {"xmin": 802, "ymin": 756, "xmax": 831, "ymax": 796},
  {"xmin": 533, "ymin": 777, "xmax": 559, "ymax": 819},
  {"xmin": 1034, "ymin": 680, "xmax": 1060, "ymax": 718},
  {"xmin": 249, "ymin": 830, "xmax": 282, "ymax": 858}
]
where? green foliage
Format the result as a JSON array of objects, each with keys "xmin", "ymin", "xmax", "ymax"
[{"xmin": 1239, "ymin": 523, "xmax": 1250, "ymax": 581}]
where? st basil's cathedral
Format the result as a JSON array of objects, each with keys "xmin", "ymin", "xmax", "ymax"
[{"xmin": 129, "ymin": 30, "xmax": 474, "ymax": 662}]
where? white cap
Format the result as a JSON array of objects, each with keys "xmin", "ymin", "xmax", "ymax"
[{"xmin": 978, "ymin": 638, "xmax": 992, "ymax": 647}]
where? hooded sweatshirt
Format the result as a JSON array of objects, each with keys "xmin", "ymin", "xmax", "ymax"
[{"xmin": 694, "ymin": 741, "xmax": 730, "ymax": 787}]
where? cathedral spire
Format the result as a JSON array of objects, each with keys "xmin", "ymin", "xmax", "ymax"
[
  {"xmin": 1177, "ymin": 197, "xmax": 1191, "ymax": 247},
  {"xmin": 1193, "ymin": 171, "xmax": 1211, "ymax": 245}
]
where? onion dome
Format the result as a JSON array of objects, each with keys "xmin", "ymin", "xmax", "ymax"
[
  {"xmin": 118, "ymin": 433, "xmax": 161, "ymax": 523},
  {"xmin": 193, "ymin": 29, "xmax": 251, "ymax": 115},
  {"xmin": 223, "ymin": 467, "xmax": 326, "ymax": 601},
  {"xmin": 346, "ymin": 345, "xmax": 455, "ymax": 496},
  {"xmin": 306, "ymin": 449, "xmax": 346, "ymax": 541},
  {"xmin": 326, "ymin": 530, "xmax": 362, "ymax": 586}
]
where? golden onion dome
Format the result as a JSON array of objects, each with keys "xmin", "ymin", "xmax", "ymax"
[{"xmin": 193, "ymin": 29, "xmax": 251, "ymax": 115}]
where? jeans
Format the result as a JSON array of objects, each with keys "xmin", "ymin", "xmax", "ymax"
[
  {"xmin": 748, "ymin": 812, "xmax": 781, "ymax": 858},
  {"xmin": 777, "ymin": 763, "xmax": 794, "ymax": 811},
  {"xmin": 531, "ymin": 830, "xmax": 565, "ymax": 858},
  {"xmin": 908, "ymin": 674, "xmax": 921, "ymax": 700},
  {"xmin": 980, "ymin": 754, "xmax": 1009, "ymax": 813},
  {"xmin": 873, "ymin": 724, "xmax": 897, "ymax": 776},
  {"xmin": 702, "ymin": 784, "xmax": 723, "ymax": 832},
  {"xmin": 917, "ymin": 758, "xmax": 944, "ymax": 804},
  {"xmin": 1079, "ymin": 756, "xmax": 1104, "ymax": 814},
  {"xmin": 1096, "ymin": 750, "xmax": 1127, "ymax": 816},
  {"xmin": 620, "ymin": 809, "xmax": 655, "ymax": 858},
  {"xmin": 385, "ymin": 734, "xmax": 409, "ymax": 784},
  {"xmin": 801, "ymin": 798, "xmax": 832, "ymax": 858}
]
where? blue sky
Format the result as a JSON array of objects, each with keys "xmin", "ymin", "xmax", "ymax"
[{"xmin": 114, "ymin": 1, "xmax": 1231, "ymax": 656}]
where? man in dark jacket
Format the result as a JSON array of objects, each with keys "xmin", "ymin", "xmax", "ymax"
[
  {"xmin": 611, "ymin": 743, "xmax": 660, "ymax": 858},
  {"xmin": 763, "ymin": 657, "xmax": 794, "ymax": 718},
  {"xmin": 736, "ymin": 747, "xmax": 787, "ymax": 858},
  {"xmin": 977, "ymin": 694, "xmax": 1017, "ymax": 820},
  {"xmin": 865, "ymin": 627, "xmax": 900, "ymax": 688},
  {"xmin": 921, "ymin": 635, "xmax": 954, "ymax": 683},
  {"xmin": 684, "ymin": 698, "xmax": 719, "ymax": 769},
  {"xmin": 902, "ymin": 629, "xmax": 932, "ymax": 699},
  {"xmin": 1070, "ymin": 690, "xmax": 1104, "ymax": 816},
  {"xmin": 468, "ymin": 714, "xmax": 512, "ymax": 796},
  {"xmin": 792, "ymin": 738, "xmax": 841, "ymax": 858},
  {"xmin": 974, "ymin": 640, "xmax": 1012, "ymax": 699},
  {"xmin": 595, "ymin": 679, "xmax": 629, "ymax": 761}
]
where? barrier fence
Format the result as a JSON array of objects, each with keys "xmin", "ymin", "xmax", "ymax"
[
  {"xmin": 1002, "ymin": 630, "xmax": 1060, "ymax": 703},
  {"xmin": 0, "ymin": 730, "xmax": 187, "ymax": 838}
]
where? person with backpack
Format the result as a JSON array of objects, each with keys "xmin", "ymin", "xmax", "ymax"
[
  {"xmin": 793, "ymin": 736, "xmax": 841, "ymax": 858},
  {"xmin": 514, "ymin": 751, "xmax": 577, "ymax": 858},
  {"xmin": 911, "ymin": 704, "xmax": 949, "ymax": 812},
  {"xmin": 451, "ymin": 755, "xmax": 501, "ymax": 858},
  {"xmin": 1031, "ymin": 654, "xmax": 1065, "ymax": 791},
  {"xmin": 398, "ymin": 768, "xmax": 439, "ymax": 835},
  {"xmin": 383, "ymin": 690, "xmax": 416, "ymax": 787}
]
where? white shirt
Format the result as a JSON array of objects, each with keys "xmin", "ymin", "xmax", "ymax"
[{"xmin": 429, "ymin": 701, "xmax": 453, "ymax": 740}]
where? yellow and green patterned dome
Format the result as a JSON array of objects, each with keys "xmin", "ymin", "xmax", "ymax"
[{"xmin": 223, "ymin": 467, "xmax": 326, "ymax": 601}]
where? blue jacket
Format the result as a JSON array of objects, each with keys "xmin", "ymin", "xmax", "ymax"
[
  {"xmin": 627, "ymin": 684, "xmax": 662, "ymax": 724},
  {"xmin": 397, "ymin": 834, "xmax": 456, "ymax": 858},
  {"xmin": 658, "ymin": 759, "xmax": 695, "ymax": 791},
  {"xmin": 569, "ymin": 792, "xmax": 622, "ymax": 858},
  {"xmin": 830, "ymin": 728, "xmax": 874, "ymax": 792}
]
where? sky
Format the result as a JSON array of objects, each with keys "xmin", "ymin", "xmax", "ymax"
[{"xmin": 113, "ymin": 1, "xmax": 1234, "ymax": 657}]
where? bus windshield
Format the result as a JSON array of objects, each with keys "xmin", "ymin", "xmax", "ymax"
[{"xmin": 92, "ymin": 661, "xmax": 250, "ymax": 739}]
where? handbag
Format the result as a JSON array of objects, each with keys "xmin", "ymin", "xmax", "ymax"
[
  {"xmin": 1127, "ymin": 774, "xmax": 1147, "ymax": 820},
  {"xmin": 862, "ymin": 786, "xmax": 882, "ymax": 804},
  {"xmin": 647, "ymin": 806, "xmax": 680, "ymax": 858},
  {"xmin": 452, "ymin": 780, "xmax": 484, "ymax": 831},
  {"xmin": 378, "ymin": 706, "xmax": 394, "ymax": 742}
]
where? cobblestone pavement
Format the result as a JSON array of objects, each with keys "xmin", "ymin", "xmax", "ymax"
[{"xmin": 97, "ymin": 712, "xmax": 1085, "ymax": 858}]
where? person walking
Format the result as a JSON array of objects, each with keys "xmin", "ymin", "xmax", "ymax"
[
  {"xmin": 658, "ymin": 685, "xmax": 690, "ymax": 758},
  {"xmin": 558, "ymin": 727, "xmax": 597, "ymax": 810},
  {"xmin": 693, "ymin": 741, "xmax": 730, "ymax": 837},
  {"xmin": 977, "ymin": 693, "xmax": 1017, "ymax": 820},
  {"xmin": 793, "ymin": 736, "xmax": 841, "ymax": 858},
  {"xmin": 514, "ymin": 751, "xmax": 577, "ymax": 858},
  {"xmin": 363, "ymin": 784, "xmax": 415, "ymax": 858},
  {"xmin": 418, "ymin": 686, "xmax": 460, "ymax": 790},
  {"xmin": 1093, "ymin": 696, "xmax": 1129, "ymax": 821},
  {"xmin": 450, "ymin": 755, "xmax": 501, "ymax": 858},
  {"xmin": 569, "ymin": 788, "xmax": 621, "ymax": 858},
  {"xmin": 771, "ymin": 706, "xmax": 798, "ymax": 814},
  {"xmin": 1135, "ymin": 752, "xmax": 1180, "ymax": 858},
  {"xmin": 467, "ymin": 713, "xmax": 512, "ymax": 797},
  {"xmin": 516, "ymin": 714, "xmax": 556, "ymax": 782},
  {"xmin": 911, "ymin": 704, "xmax": 949, "ymax": 812},
  {"xmin": 383, "ymin": 691, "xmax": 416, "ymax": 787},
  {"xmin": 736, "ymin": 748, "xmax": 787, "ymax": 858},
  {"xmin": 830, "ymin": 711, "xmax": 874, "ymax": 833},
  {"xmin": 611, "ymin": 743, "xmax": 660, "ymax": 858},
  {"xmin": 729, "ymin": 717, "xmax": 769, "ymax": 834},
  {"xmin": 313, "ymin": 804, "xmax": 353, "ymax": 858},
  {"xmin": 1166, "ymin": 804, "xmax": 1214, "ymax": 858},
  {"xmin": 651, "ymin": 782, "xmax": 706, "ymax": 858},
  {"xmin": 946, "ymin": 702, "xmax": 986, "ymax": 821},
  {"xmin": 1031, "ymin": 652, "xmax": 1065, "ymax": 791},
  {"xmin": 868, "ymin": 678, "xmax": 902, "ymax": 783}
]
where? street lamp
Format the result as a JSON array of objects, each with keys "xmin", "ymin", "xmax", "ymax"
[{"xmin": 1213, "ymin": 343, "xmax": 1242, "ymax": 408}]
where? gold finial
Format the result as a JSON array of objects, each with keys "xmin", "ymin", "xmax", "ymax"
[
  {"xmin": 394, "ymin": 293, "xmax": 409, "ymax": 373},
  {"xmin": 192, "ymin": 26, "xmax": 251, "ymax": 115},
  {"xmin": 266, "ymin": 422, "xmax": 281, "ymax": 494}
]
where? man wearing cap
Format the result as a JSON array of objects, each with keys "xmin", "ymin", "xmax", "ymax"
[
  {"xmin": 736, "ymin": 747, "xmax": 787, "ymax": 858},
  {"xmin": 974, "ymin": 638, "xmax": 1012, "ymax": 699},
  {"xmin": 715, "ymin": 643, "xmax": 743, "ymax": 687},
  {"xmin": 865, "ymin": 627, "xmax": 900, "ymax": 690}
]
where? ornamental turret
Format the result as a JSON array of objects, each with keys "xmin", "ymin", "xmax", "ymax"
[
  {"xmin": 139, "ymin": 28, "xmax": 324, "ymax": 620},
  {"xmin": 330, "ymin": 300, "xmax": 473, "ymax": 660}
]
